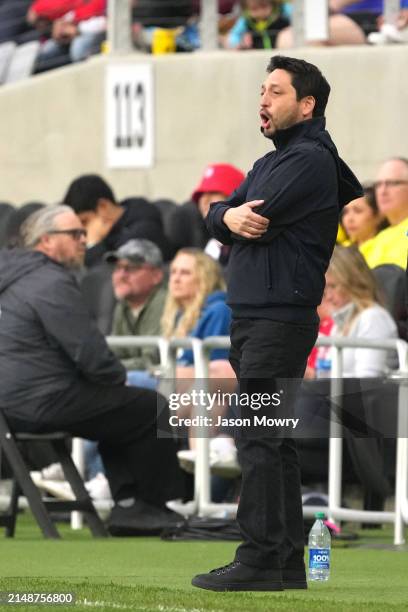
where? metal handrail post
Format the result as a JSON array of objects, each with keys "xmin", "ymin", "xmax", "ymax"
[
  {"xmin": 107, "ymin": 0, "xmax": 133, "ymax": 54},
  {"xmin": 393, "ymin": 339, "xmax": 408, "ymax": 544},
  {"xmin": 384, "ymin": 0, "xmax": 402, "ymax": 24},
  {"xmin": 328, "ymin": 345, "xmax": 343, "ymax": 525},
  {"xmin": 70, "ymin": 438, "xmax": 84, "ymax": 530},
  {"xmin": 200, "ymin": 0, "xmax": 218, "ymax": 51},
  {"xmin": 190, "ymin": 339, "xmax": 211, "ymax": 516}
]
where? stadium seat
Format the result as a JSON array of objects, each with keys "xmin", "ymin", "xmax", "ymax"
[
  {"xmin": 0, "ymin": 202, "xmax": 14, "ymax": 247},
  {"xmin": 0, "ymin": 41, "xmax": 16, "ymax": 84},
  {"xmin": 80, "ymin": 263, "xmax": 116, "ymax": 335},
  {"xmin": 167, "ymin": 201, "xmax": 209, "ymax": 251},
  {"xmin": 4, "ymin": 41, "xmax": 40, "ymax": 84},
  {"xmin": 0, "ymin": 410, "xmax": 107, "ymax": 539},
  {"xmin": 373, "ymin": 264, "xmax": 407, "ymax": 340}
]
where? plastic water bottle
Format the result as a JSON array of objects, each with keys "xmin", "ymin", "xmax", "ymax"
[
  {"xmin": 315, "ymin": 357, "xmax": 332, "ymax": 379},
  {"xmin": 308, "ymin": 512, "xmax": 331, "ymax": 581}
]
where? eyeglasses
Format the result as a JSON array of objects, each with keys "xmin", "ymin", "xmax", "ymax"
[
  {"xmin": 373, "ymin": 180, "xmax": 408, "ymax": 189},
  {"xmin": 48, "ymin": 229, "xmax": 87, "ymax": 240}
]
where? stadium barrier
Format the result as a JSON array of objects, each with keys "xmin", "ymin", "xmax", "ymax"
[
  {"xmin": 63, "ymin": 335, "xmax": 408, "ymax": 543},
  {"xmin": 197, "ymin": 336, "xmax": 408, "ymax": 546}
]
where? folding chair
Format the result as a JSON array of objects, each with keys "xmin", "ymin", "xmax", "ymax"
[{"xmin": 0, "ymin": 410, "xmax": 107, "ymax": 538}]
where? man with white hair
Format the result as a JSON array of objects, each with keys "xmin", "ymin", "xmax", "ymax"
[{"xmin": 0, "ymin": 205, "xmax": 183, "ymax": 535}]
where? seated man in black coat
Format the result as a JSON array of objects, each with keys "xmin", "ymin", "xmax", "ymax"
[{"xmin": 0, "ymin": 204, "xmax": 183, "ymax": 535}]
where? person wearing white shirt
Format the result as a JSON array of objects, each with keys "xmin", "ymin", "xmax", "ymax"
[{"xmin": 324, "ymin": 245, "xmax": 398, "ymax": 377}]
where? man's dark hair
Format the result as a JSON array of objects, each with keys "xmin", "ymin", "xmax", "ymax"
[
  {"xmin": 64, "ymin": 174, "xmax": 116, "ymax": 213},
  {"xmin": 267, "ymin": 55, "xmax": 330, "ymax": 117}
]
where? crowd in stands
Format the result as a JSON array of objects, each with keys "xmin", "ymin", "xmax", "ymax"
[
  {"xmin": 0, "ymin": 1, "xmax": 407, "ymax": 84},
  {"xmin": 0, "ymin": 154, "xmax": 406, "ymax": 518}
]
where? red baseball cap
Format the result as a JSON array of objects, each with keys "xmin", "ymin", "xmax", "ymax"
[{"xmin": 191, "ymin": 163, "xmax": 245, "ymax": 203}]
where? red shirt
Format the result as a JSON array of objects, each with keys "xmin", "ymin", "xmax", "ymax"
[
  {"xmin": 31, "ymin": 0, "xmax": 106, "ymax": 23},
  {"xmin": 307, "ymin": 317, "xmax": 334, "ymax": 370}
]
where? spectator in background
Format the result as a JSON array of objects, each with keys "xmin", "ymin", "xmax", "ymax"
[
  {"xmin": 83, "ymin": 238, "xmax": 167, "ymax": 500},
  {"xmin": 162, "ymin": 248, "xmax": 232, "ymax": 371},
  {"xmin": 162, "ymin": 248, "xmax": 235, "ymax": 410},
  {"xmin": 28, "ymin": 0, "xmax": 106, "ymax": 65},
  {"xmin": 162, "ymin": 248, "xmax": 234, "ymax": 480},
  {"xmin": 369, "ymin": 4, "xmax": 408, "ymax": 43},
  {"xmin": 324, "ymin": 245, "xmax": 397, "ymax": 377},
  {"xmin": 0, "ymin": 0, "xmax": 37, "ymax": 45},
  {"xmin": 326, "ymin": 0, "xmax": 408, "ymax": 44},
  {"xmin": 191, "ymin": 163, "xmax": 245, "ymax": 265},
  {"xmin": 277, "ymin": 0, "xmax": 368, "ymax": 47},
  {"xmin": 132, "ymin": 0, "xmax": 195, "ymax": 51},
  {"xmin": 304, "ymin": 289, "xmax": 334, "ymax": 379},
  {"xmin": 0, "ymin": 205, "xmax": 184, "ymax": 534},
  {"xmin": 361, "ymin": 158, "xmax": 408, "ymax": 269},
  {"xmin": 107, "ymin": 239, "xmax": 167, "ymax": 383},
  {"xmin": 336, "ymin": 0, "xmax": 408, "ymax": 39},
  {"xmin": 341, "ymin": 184, "xmax": 387, "ymax": 247},
  {"xmin": 225, "ymin": 0, "xmax": 289, "ymax": 49},
  {"xmin": 64, "ymin": 174, "xmax": 171, "ymax": 267}
]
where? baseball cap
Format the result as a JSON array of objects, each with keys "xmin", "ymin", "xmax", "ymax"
[
  {"xmin": 105, "ymin": 239, "xmax": 163, "ymax": 267},
  {"xmin": 191, "ymin": 163, "xmax": 245, "ymax": 203}
]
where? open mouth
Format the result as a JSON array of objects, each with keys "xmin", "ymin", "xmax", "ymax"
[{"xmin": 260, "ymin": 111, "xmax": 271, "ymax": 130}]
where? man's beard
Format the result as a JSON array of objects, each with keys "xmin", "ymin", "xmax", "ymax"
[
  {"xmin": 261, "ymin": 109, "xmax": 301, "ymax": 140},
  {"xmin": 62, "ymin": 256, "xmax": 84, "ymax": 270},
  {"xmin": 260, "ymin": 126, "xmax": 275, "ymax": 140}
]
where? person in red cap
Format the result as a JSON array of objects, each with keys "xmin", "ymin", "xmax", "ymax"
[{"xmin": 192, "ymin": 163, "xmax": 245, "ymax": 265}]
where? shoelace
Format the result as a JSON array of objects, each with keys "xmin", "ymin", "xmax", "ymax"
[{"xmin": 210, "ymin": 561, "xmax": 241, "ymax": 576}]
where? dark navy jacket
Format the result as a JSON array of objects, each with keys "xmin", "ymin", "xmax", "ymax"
[
  {"xmin": 177, "ymin": 291, "xmax": 231, "ymax": 365},
  {"xmin": 206, "ymin": 117, "xmax": 363, "ymax": 322}
]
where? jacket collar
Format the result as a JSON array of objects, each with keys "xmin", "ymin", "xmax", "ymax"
[{"xmin": 272, "ymin": 116, "xmax": 326, "ymax": 150}]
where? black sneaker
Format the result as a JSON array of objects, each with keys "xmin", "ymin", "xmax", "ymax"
[
  {"xmin": 282, "ymin": 553, "xmax": 307, "ymax": 589},
  {"xmin": 192, "ymin": 561, "xmax": 283, "ymax": 592},
  {"xmin": 108, "ymin": 500, "xmax": 183, "ymax": 536}
]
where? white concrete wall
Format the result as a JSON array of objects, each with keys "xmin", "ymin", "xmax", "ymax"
[{"xmin": 0, "ymin": 45, "xmax": 406, "ymax": 205}]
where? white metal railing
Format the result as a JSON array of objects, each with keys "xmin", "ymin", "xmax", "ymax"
[
  {"xmin": 193, "ymin": 336, "xmax": 408, "ymax": 545},
  {"xmin": 64, "ymin": 334, "xmax": 408, "ymax": 542}
]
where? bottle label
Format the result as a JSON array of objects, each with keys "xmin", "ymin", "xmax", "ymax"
[{"xmin": 309, "ymin": 548, "xmax": 330, "ymax": 570}]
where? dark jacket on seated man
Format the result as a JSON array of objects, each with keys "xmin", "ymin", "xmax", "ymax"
[
  {"xmin": 0, "ymin": 248, "xmax": 124, "ymax": 421},
  {"xmin": 0, "ymin": 205, "xmax": 183, "ymax": 534}
]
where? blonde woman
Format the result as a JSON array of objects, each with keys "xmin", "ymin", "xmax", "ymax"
[
  {"xmin": 324, "ymin": 245, "xmax": 397, "ymax": 378},
  {"xmin": 163, "ymin": 249, "xmax": 236, "ymax": 464},
  {"xmin": 162, "ymin": 248, "xmax": 233, "ymax": 375}
]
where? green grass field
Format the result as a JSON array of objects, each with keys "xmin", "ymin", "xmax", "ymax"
[{"xmin": 0, "ymin": 514, "xmax": 407, "ymax": 612}]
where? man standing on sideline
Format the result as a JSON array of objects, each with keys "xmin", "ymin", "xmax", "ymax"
[{"xmin": 192, "ymin": 56, "xmax": 363, "ymax": 591}]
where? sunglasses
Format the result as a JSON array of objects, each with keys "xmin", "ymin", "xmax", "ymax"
[{"xmin": 48, "ymin": 229, "xmax": 87, "ymax": 240}]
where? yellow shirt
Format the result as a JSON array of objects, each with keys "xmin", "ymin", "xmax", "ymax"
[
  {"xmin": 336, "ymin": 224, "xmax": 348, "ymax": 244},
  {"xmin": 360, "ymin": 218, "xmax": 408, "ymax": 269}
]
